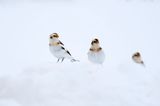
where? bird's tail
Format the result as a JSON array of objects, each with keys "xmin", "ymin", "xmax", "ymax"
[
  {"xmin": 141, "ymin": 61, "xmax": 145, "ymax": 67},
  {"xmin": 69, "ymin": 56, "xmax": 79, "ymax": 62},
  {"xmin": 71, "ymin": 59, "xmax": 80, "ymax": 62}
]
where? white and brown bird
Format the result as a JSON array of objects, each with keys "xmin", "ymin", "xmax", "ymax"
[
  {"xmin": 87, "ymin": 38, "xmax": 105, "ymax": 64},
  {"xmin": 49, "ymin": 33, "xmax": 78, "ymax": 62},
  {"xmin": 132, "ymin": 52, "xmax": 145, "ymax": 66}
]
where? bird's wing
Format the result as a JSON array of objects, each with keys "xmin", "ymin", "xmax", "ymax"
[
  {"xmin": 66, "ymin": 50, "xmax": 72, "ymax": 56},
  {"xmin": 61, "ymin": 46, "xmax": 72, "ymax": 56},
  {"xmin": 59, "ymin": 40, "xmax": 64, "ymax": 46}
]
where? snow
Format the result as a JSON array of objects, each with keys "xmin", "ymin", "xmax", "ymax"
[{"xmin": 0, "ymin": 0, "xmax": 160, "ymax": 106}]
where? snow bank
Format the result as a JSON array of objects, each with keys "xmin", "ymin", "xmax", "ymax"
[{"xmin": 0, "ymin": 62, "xmax": 159, "ymax": 106}]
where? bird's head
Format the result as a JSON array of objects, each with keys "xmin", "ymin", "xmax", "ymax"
[
  {"xmin": 49, "ymin": 33, "xmax": 59, "ymax": 39},
  {"xmin": 133, "ymin": 52, "xmax": 141, "ymax": 58},
  {"xmin": 91, "ymin": 38, "xmax": 99, "ymax": 45},
  {"xmin": 49, "ymin": 33, "xmax": 60, "ymax": 44}
]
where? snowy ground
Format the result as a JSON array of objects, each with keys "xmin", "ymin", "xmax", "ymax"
[{"xmin": 0, "ymin": 0, "xmax": 160, "ymax": 106}]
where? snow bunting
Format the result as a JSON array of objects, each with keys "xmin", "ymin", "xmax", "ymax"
[
  {"xmin": 87, "ymin": 38, "xmax": 105, "ymax": 64},
  {"xmin": 49, "ymin": 33, "xmax": 78, "ymax": 62},
  {"xmin": 132, "ymin": 52, "xmax": 145, "ymax": 66}
]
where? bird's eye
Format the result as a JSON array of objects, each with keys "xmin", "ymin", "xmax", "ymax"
[{"xmin": 50, "ymin": 36, "xmax": 53, "ymax": 39}]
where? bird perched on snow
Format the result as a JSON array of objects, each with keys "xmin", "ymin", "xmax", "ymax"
[
  {"xmin": 87, "ymin": 38, "xmax": 105, "ymax": 64},
  {"xmin": 49, "ymin": 33, "xmax": 78, "ymax": 62},
  {"xmin": 132, "ymin": 52, "xmax": 145, "ymax": 66}
]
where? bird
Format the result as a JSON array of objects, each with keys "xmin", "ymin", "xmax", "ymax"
[
  {"xmin": 49, "ymin": 33, "xmax": 78, "ymax": 62},
  {"xmin": 132, "ymin": 52, "xmax": 145, "ymax": 66},
  {"xmin": 87, "ymin": 38, "xmax": 105, "ymax": 64}
]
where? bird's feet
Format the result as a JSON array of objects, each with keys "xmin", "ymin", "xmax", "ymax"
[{"xmin": 57, "ymin": 58, "xmax": 65, "ymax": 63}]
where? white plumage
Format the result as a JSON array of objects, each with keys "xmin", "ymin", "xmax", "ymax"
[
  {"xmin": 87, "ymin": 38, "xmax": 105, "ymax": 64},
  {"xmin": 88, "ymin": 50, "xmax": 105, "ymax": 64}
]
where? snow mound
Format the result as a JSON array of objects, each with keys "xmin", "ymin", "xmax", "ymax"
[{"xmin": 0, "ymin": 62, "xmax": 158, "ymax": 106}]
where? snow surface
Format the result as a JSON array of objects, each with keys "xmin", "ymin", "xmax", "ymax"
[{"xmin": 0, "ymin": 0, "xmax": 160, "ymax": 106}]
